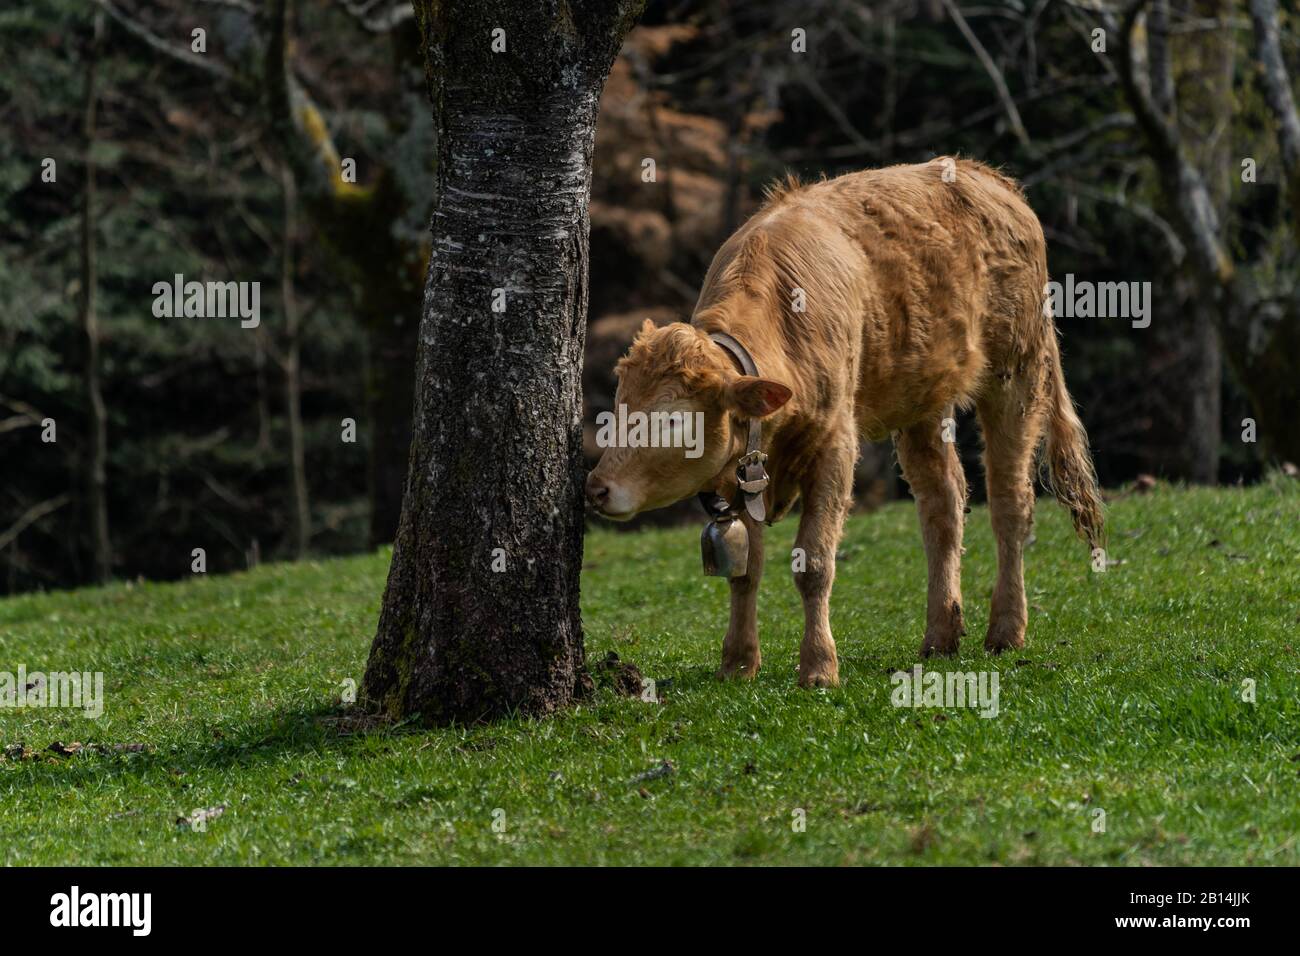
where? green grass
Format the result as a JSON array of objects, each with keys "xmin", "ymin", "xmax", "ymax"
[{"xmin": 2, "ymin": 477, "xmax": 1298, "ymax": 865}]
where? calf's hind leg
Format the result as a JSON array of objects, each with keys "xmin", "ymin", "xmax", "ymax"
[
  {"xmin": 975, "ymin": 388, "xmax": 1046, "ymax": 653},
  {"xmin": 896, "ymin": 414, "xmax": 968, "ymax": 657}
]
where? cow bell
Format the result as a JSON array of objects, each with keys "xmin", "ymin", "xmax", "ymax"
[{"xmin": 701, "ymin": 513, "xmax": 749, "ymax": 578}]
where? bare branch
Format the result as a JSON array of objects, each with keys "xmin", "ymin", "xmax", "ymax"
[
  {"xmin": 1036, "ymin": 112, "xmax": 1136, "ymax": 158},
  {"xmin": 1248, "ymin": 0, "xmax": 1300, "ymax": 233},
  {"xmin": 1067, "ymin": 180, "xmax": 1187, "ymax": 264},
  {"xmin": 797, "ymin": 65, "xmax": 878, "ymax": 156},
  {"xmin": 0, "ymin": 394, "xmax": 45, "ymax": 423},
  {"xmin": 779, "ymin": 75, "xmax": 1111, "ymax": 163},
  {"xmin": 332, "ymin": 0, "xmax": 414, "ymax": 33},
  {"xmin": 0, "ymin": 415, "xmax": 40, "ymax": 435},
  {"xmin": 197, "ymin": 0, "xmax": 259, "ymax": 13},
  {"xmin": 0, "ymin": 495, "xmax": 72, "ymax": 552},
  {"xmin": 267, "ymin": 0, "xmax": 364, "ymax": 202},
  {"xmin": 1112, "ymin": 0, "xmax": 1233, "ymax": 283},
  {"xmin": 940, "ymin": 0, "xmax": 1031, "ymax": 147},
  {"xmin": 1147, "ymin": 0, "xmax": 1174, "ymax": 119},
  {"xmin": 89, "ymin": 0, "xmax": 233, "ymax": 81},
  {"xmin": 1114, "ymin": 0, "xmax": 1180, "ymax": 163}
]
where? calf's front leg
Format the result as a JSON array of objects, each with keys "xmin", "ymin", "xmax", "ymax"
[
  {"xmin": 793, "ymin": 440, "xmax": 854, "ymax": 688},
  {"xmin": 718, "ymin": 509, "xmax": 764, "ymax": 680}
]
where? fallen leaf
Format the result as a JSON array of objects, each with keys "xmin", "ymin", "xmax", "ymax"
[
  {"xmin": 630, "ymin": 760, "xmax": 675, "ymax": 785},
  {"xmin": 176, "ymin": 805, "xmax": 226, "ymax": 829}
]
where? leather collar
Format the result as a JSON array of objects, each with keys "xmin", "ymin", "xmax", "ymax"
[{"xmin": 698, "ymin": 331, "xmax": 770, "ymax": 524}]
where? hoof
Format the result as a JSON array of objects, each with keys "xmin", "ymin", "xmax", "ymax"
[
  {"xmin": 920, "ymin": 634, "xmax": 961, "ymax": 658},
  {"xmin": 797, "ymin": 664, "xmax": 840, "ymax": 688},
  {"xmin": 984, "ymin": 618, "xmax": 1025, "ymax": 654},
  {"xmin": 920, "ymin": 603, "xmax": 966, "ymax": 658},
  {"xmin": 717, "ymin": 657, "xmax": 761, "ymax": 681}
]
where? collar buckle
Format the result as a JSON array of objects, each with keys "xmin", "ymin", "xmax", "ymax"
[
  {"xmin": 736, "ymin": 450, "xmax": 769, "ymax": 495},
  {"xmin": 706, "ymin": 332, "xmax": 772, "ymax": 525}
]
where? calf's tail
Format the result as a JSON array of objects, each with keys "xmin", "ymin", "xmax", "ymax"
[{"xmin": 1041, "ymin": 339, "xmax": 1105, "ymax": 552}]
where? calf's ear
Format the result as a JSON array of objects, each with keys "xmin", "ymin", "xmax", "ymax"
[{"xmin": 725, "ymin": 376, "xmax": 792, "ymax": 418}]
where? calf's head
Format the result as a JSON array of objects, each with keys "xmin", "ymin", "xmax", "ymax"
[{"xmin": 585, "ymin": 321, "xmax": 792, "ymax": 520}]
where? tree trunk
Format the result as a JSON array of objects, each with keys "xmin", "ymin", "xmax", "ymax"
[
  {"xmin": 365, "ymin": 306, "xmax": 416, "ymax": 547},
  {"xmin": 1232, "ymin": 300, "xmax": 1300, "ymax": 464},
  {"xmin": 281, "ymin": 170, "xmax": 310, "ymax": 559},
  {"xmin": 1180, "ymin": 0, "xmax": 1233, "ymax": 482},
  {"xmin": 360, "ymin": 0, "xmax": 644, "ymax": 723},
  {"xmin": 1180, "ymin": 298, "xmax": 1221, "ymax": 482},
  {"xmin": 80, "ymin": 13, "xmax": 111, "ymax": 585},
  {"xmin": 1240, "ymin": 0, "xmax": 1300, "ymax": 465},
  {"xmin": 267, "ymin": 0, "xmax": 425, "ymax": 547}
]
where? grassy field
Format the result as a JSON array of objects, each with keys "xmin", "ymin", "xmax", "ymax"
[{"xmin": 1, "ymin": 477, "xmax": 1297, "ymax": 865}]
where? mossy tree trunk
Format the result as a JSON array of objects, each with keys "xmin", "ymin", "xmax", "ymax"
[
  {"xmin": 80, "ymin": 12, "xmax": 111, "ymax": 585},
  {"xmin": 1242, "ymin": 0, "xmax": 1300, "ymax": 466},
  {"xmin": 267, "ymin": 0, "xmax": 427, "ymax": 548},
  {"xmin": 1115, "ymin": 0, "xmax": 1300, "ymax": 470},
  {"xmin": 360, "ymin": 0, "xmax": 645, "ymax": 722},
  {"xmin": 1170, "ymin": 0, "xmax": 1231, "ymax": 483}
]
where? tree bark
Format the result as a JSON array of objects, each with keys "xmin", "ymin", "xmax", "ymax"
[
  {"xmin": 360, "ymin": 0, "xmax": 644, "ymax": 723},
  {"xmin": 80, "ymin": 13, "xmax": 111, "ymax": 585}
]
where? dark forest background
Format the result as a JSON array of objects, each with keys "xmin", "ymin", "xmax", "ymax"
[{"xmin": 2, "ymin": 0, "xmax": 1297, "ymax": 595}]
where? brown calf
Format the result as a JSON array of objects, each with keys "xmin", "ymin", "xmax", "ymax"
[{"xmin": 586, "ymin": 158, "xmax": 1104, "ymax": 687}]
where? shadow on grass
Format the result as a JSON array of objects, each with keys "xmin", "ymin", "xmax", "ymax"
[
  {"xmin": 5, "ymin": 701, "xmax": 433, "ymax": 792},
  {"xmin": 8, "ymin": 672, "xmax": 677, "ymax": 795}
]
